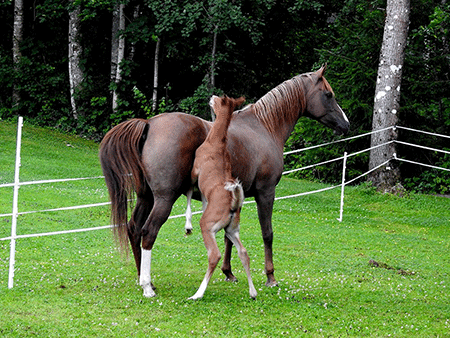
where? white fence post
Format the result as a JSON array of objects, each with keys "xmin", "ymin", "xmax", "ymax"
[
  {"xmin": 8, "ymin": 116, "xmax": 23, "ymax": 289},
  {"xmin": 338, "ymin": 152, "xmax": 347, "ymax": 222}
]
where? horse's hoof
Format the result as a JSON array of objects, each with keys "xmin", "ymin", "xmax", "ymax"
[
  {"xmin": 225, "ymin": 276, "xmax": 238, "ymax": 283},
  {"xmin": 143, "ymin": 288, "xmax": 156, "ymax": 298},
  {"xmin": 141, "ymin": 283, "xmax": 157, "ymax": 297},
  {"xmin": 265, "ymin": 279, "xmax": 278, "ymax": 287},
  {"xmin": 184, "ymin": 229, "xmax": 193, "ymax": 236}
]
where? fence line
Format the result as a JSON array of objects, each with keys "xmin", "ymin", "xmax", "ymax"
[
  {"xmin": 395, "ymin": 140, "xmax": 450, "ymax": 155},
  {"xmin": 0, "ymin": 175, "xmax": 104, "ymax": 189},
  {"xmin": 396, "ymin": 125, "xmax": 450, "ymax": 139},
  {"xmin": 394, "ymin": 155, "xmax": 450, "ymax": 172},
  {"xmin": 283, "ymin": 125, "xmax": 395, "ymax": 155},
  {"xmin": 2, "ymin": 118, "xmax": 449, "ymax": 288}
]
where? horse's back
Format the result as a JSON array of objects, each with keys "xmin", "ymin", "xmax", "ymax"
[{"xmin": 142, "ymin": 113, "xmax": 210, "ymax": 196}]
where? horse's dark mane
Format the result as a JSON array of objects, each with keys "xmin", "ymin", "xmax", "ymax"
[{"xmin": 237, "ymin": 72, "xmax": 334, "ymax": 134}]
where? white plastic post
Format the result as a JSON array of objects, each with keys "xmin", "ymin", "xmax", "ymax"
[
  {"xmin": 338, "ymin": 152, "xmax": 347, "ymax": 222},
  {"xmin": 8, "ymin": 116, "xmax": 23, "ymax": 289}
]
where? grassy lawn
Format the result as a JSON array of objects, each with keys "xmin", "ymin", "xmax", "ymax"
[{"xmin": 1, "ymin": 119, "xmax": 449, "ymax": 337}]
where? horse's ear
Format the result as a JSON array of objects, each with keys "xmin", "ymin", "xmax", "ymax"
[{"xmin": 317, "ymin": 64, "xmax": 327, "ymax": 78}]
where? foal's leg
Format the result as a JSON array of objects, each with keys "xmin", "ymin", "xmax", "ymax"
[
  {"xmin": 140, "ymin": 196, "xmax": 175, "ymax": 297},
  {"xmin": 184, "ymin": 188, "xmax": 193, "ymax": 235},
  {"xmin": 255, "ymin": 190, "xmax": 278, "ymax": 287},
  {"xmin": 225, "ymin": 222, "xmax": 257, "ymax": 299},
  {"xmin": 189, "ymin": 217, "xmax": 221, "ymax": 300},
  {"xmin": 221, "ymin": 235, "xmax": 237, "ymax": 282}
]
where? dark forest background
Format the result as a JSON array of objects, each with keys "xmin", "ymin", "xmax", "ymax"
[{"xmin": 1, "ymin": 0, "xmax": 449, "ymax": 193}]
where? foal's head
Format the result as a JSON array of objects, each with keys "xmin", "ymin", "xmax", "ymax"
[
  {"xmin": 210, "ymin": 95, "xmax": 245, "ymax": 119},
  {"xmin": 304, "ymin": 66, "xmax": 350, "ymax": 135}
]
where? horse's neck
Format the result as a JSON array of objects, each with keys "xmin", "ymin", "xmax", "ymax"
[{"xmin": 246, "ymin": 76, "xmax": 307, "ymax": 147}]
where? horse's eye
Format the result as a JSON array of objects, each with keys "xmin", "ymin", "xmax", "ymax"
[{"xmin": 324, "ymin": 91, "xmax": 333, "ymax": 98}]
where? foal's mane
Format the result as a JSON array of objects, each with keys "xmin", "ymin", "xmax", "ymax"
[{"xmin": 239, "ymin": 72, "xmax": 333, "ymax": 134}]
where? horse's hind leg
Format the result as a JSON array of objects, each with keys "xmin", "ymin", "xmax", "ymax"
[
  {"xmin": 128, "ymin": 194, "xmax": 154, "ymax": 277},
  {"xmin": 184, "ymin": 188, "xmax": 193, "ymax": 235},
  {"xmin": 140, "ymin": 196, "xmax": 175, "ymax": 297},
  {"xmin": 221, "ymin": 235, "xmax": 237, "ymax": 282}
]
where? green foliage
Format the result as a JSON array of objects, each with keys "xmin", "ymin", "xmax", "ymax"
[
  {"xmin": 179, "ymin": 75, "xmax": 223, "ymax": 119},
  {"xmin": 132, "ymin": 87, "xmax": 153, "ymax": 117},
  {"xmin": 132, "ymin": 86, "xmax": 176, "ymax": 117},
  {"xmin": 1, "ymin": 0, "xmax": 450, "ymax": 192}
]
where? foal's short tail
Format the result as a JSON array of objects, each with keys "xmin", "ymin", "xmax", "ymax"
[
  {"xmin": 99, "ymin": 119, "xmax": 149, "ymax": 247},
  {"xmin": 225, "ymin": 179, "xmax": 244, "ymax": 212}
]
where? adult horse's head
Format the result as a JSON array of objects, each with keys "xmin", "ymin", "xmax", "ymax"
[{"xmin": 304, "ymin": 65, "xmax": 350, "ymax": 135}]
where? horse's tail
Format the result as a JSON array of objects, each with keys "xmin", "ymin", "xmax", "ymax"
[
  {"xmin": 225, "ymin": 179, "xmax": 244, "ymax": 212},
  {"xmin": 99, "ymin": 118, "xmax": 149, "ymax": 248}
]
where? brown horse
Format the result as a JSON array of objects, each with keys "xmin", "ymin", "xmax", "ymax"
[
  {"xmin": 188, "ymin": 95, "xmax": 256, "ymax": 300},
  {"xmin": 99, "ymin": 66, "xmax": 349, "ymax": 297}
]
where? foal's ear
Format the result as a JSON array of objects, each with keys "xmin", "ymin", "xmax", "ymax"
[
  {"xmin": 316, "ymin": 64, "xmax": 327, "ymax": 78},
  {"xmin": 235, "ymin": 96, "xmax": 245, "ymax": 108}
]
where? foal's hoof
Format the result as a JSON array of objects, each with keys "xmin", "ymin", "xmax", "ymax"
[{"xmin": 184, "ymin": 229, "xmax": 193, "ymax": 236}]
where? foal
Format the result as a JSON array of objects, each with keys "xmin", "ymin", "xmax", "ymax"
[{"xmin": 189, "ymin": 95, "xmax": 257, "ymax": 300}]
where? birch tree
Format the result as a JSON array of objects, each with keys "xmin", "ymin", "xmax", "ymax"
[
  {"xmin": 368, "ymin": 0, "xmax": 410, "ymax": 192},
  {"xmin": 152, "ymin": 37, "xmax": 161, "ymax": 112},
  {"xmin": 12, "ymin": 0, "xmax": 23, "ymax": 111},
  {"xmin": 112, "ymin": 2, "xmax": 125, "ymax": 111},
  {"xmin": 68, "ymin": 1, "xmax": 83, "ymax": 120}
]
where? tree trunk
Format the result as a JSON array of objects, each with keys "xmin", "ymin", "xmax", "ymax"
[
  {"xmin": 210, "ymin": 28, "xmax": 218, "ymax": 121},
  {"xmin": 368, "ymin": 0, "xmax": 410, "ymax": 192},
  {"xmin": 12, "ymin": 0, "xmax": 24, "ymax": 111},
  {"xmin": 152, "ymin": 37, "xmax": 161, "ymax": 113},
  {"xmin": 128, "ymin": 4, "xmax": 140, "ymax": 63},
  {"xmin": 110, "ymin": 3, "xmax": 120, "ymax": 85},
  {"xmin": 112, "ymin": 3, "xmax": 125, "ymax": 112},
  {"xmin": 68, "ymin": 2, "xmax": 83, "ymax": 120}
]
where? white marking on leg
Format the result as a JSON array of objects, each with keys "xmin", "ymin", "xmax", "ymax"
[
  {"xmin": 188, "ymin": 225, "xmax": 220, "ymax": 300},
  {"xmin": 140, "ymin": 248, "xmax": 156, "ymax": 297},
  {"xmin": 185, "ymin": 188, "xmax": 193, "ymax": 234},
  {"xmin": 188, "ymin": 276, "xmax": 210, "ymax": 300}
]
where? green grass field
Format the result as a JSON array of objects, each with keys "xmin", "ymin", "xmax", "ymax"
[{"xmin": 1, "ymin": 119, "xmax": 449, "ymax": 337}]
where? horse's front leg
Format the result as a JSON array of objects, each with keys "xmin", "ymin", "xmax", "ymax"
[{"xmin": 255, "ymin": 190, "xmax": 278, "ymax": 287}]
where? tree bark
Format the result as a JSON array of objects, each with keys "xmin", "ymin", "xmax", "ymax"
[
  {"xmin": 152, "ymin": 37, "xmax": 161, "ymax": 112},
  {"xmin": 68, "ymin": 2, "xmax": 83, "ymax": 120},
  {"xmin": 368, "ymin": 0, "xmax": 410, "ymax": 192},
  {"xmin": 110, "ymin": 3, "xmax": 120, "ymax": 85},
  {"xmin": 112, "ymin": 3, "xmax": 125, "ymax": 112},
  {"xmin": 127, "ymin": 4, "xmax": 140, "ymax": 63},
  {"xmin": 12, "ymin": 0, "xmax": 24, "ymax": 111},
  {"xmin": 210, "ymin": 28, "xmax": 218, "ymax": 121}
]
